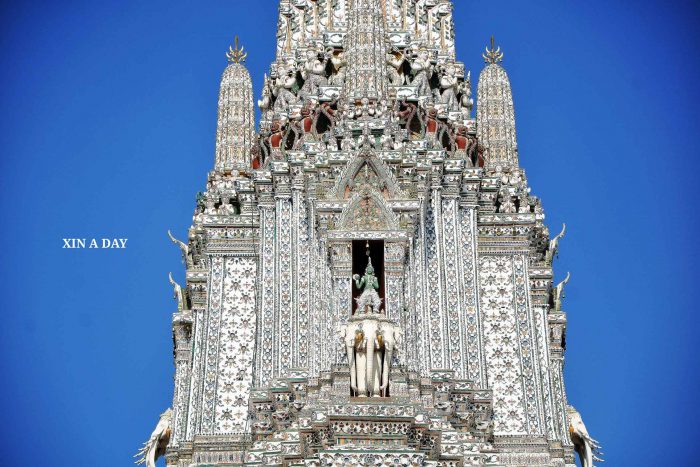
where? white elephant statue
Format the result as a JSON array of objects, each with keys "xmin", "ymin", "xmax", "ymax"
[
  {"xmin": 379, "ymin": 324, "xmax": 403, "ymax": 396},
  {"xmin": 134, "ymin": 408, "xmax": 172, "ymax": 467},
  {"xmin": 339, "ymin": 323, "xmax": 363, "ymax": 394},
  {"xmin": 339, "ymin": 316, "xmax": 402, "ymax": 397},
  {"xmin": 567, "ymin": 405, "xmax": 603, "ymax": 467}
]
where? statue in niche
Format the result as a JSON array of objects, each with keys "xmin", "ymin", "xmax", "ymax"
[
  {"xmin": 409, "ymin": 47, "xmax": 433, "ymax": 98},
  {"xmin": 217, "ymin": 196, "xmax": 236, "ymax": 215},
  {"xmin": 316, "ymin": 99, "xmax": 339, "ymax": 137},
  {"xmin": 395, "ymin": 99, "xmax": 424, "ymax": 136},
  {"xmin": 518, "ymin": 191, "xmax": 531, "ymax": 213},
  {"xmin": 459, "ymin": 72, "xmax": 474, "ymax": 115},
  {"xmin": 386, "ymin": 47, "xmax": 406, "ymax": 85},
  {"xmin": 454, "ymin": 124, "xmax": 467, "ymax": 147},
  {"xmin": 258, "ymin": 74, "xmax": 272, "ymax": 111},
  {"xmin": 437, "ymin": 63, "xmax": 459, "ymax": 112},
  {"xmin": 328, "ymin": 49, "xmax": 346, "ymax": 86},
  {"xmin": 292, "ymin": 100, "xmax": 315, "ymax": 148},
  {"xmin": 497, "ymin": 188, "xmax": 517, "ymax": 213},
  {"xmin": 251, "ymin": 143, "xmax": 262, "ymax": 169},
  {"xmin": 273, "ymin": 62, "xmax": 299, "ymax": 112},
  {"xmin": 426, "ymin": 106, "xmax": 439, "ymax": 143},
  {"xmin": 269, "ymin": 120, "xmax": 285, "ymax": 155},
  {"xmin": 353, "ymin": 256, "xmax": 382, "ymax": 314},
  {"xmin": 455, "ymin": 124, "xmax": 478, "ymax": 163},
  {"xmin": 298, "ymin": 47, "xmax": 328, "ymax": 99},
  {"xmin": 203, "ymin": 194, "xmax": 217, "ymax": 215}
]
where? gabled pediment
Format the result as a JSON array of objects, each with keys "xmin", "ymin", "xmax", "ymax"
[
  {"xmin": 328, "ymin": 150, "xmax": 407, "ymax": 200},
  {"xmin": 338, "ymin": 189, "xmax": 400, "ymax": 231}
]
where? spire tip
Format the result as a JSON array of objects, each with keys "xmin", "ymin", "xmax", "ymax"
[
  {"xmin": 483, "ymin": 35, "xmax": 504, "ymax": 64},
  {"xmin": 227, "ymin": 35, "xmax": 248, "ymax": 64}
]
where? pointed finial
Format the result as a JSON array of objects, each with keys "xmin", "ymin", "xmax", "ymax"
[
  {"xmin": 483, "ymin": 35, "xmax": 504, "ymax": 64},
  {"xmin": 226, "ymin": 36, "xmax": 248, "ymax": 63}
]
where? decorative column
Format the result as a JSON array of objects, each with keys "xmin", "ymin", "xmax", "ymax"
[
  {"xmin": 530, "ymin": 268, "xmax": 561, "ymax": 446},
  {"xmin": 254, "ymin": 175, "xmax": 276, "ymax": 387},
  {"xmin": 403, "ymin": 235, "xmax": 420, "ymax": 374},
  {"xmin": 274, "ymin": 174, "xmax": 294, "ymax": 376},
  {"xmin": 317, "ymin": 213, "xmax": 332, "ymax": 373},
  {"xmin": 307, "ymin": 178, "xmax": 321, "ymax": 376},
  {"xmin": 170, "ymin": 311, "xmax": 193, "ymax": 447},
  {"xmin": 384, "ymin": 241, "xmax": 406, "ymax": 322},
  {"xmin": 185, "ymin": 306, "xmax": 207, "ymax": 440},
  {"xmin": 440, "ymin": 170, "xmax": 468, "ymax": 378},
  {"xmin": 425, "ymin": 183, "xmax": 447, "ymax": 371},
  {"xmin": 549, "ymin": 308, "xmax": 575, "ymax": 458},
  {"xmin": 413, "ymin": 170, "xmax": 430, "ymax": 375},
  {"xmin": 329, "ymin": 241, "xmax": 353, "ymax": 364},
  {"xmin": 292, "ymin": 169, "xmax": 311, "ymax": 370},
  {"xmin": 457, "ymin": 197, "xmax": 486, "ymax": 386},
  {"xmin": 198, "ymin": 255, "xmax": 225, "ymax": 435},
  {"xmin": 385, "ymin": 240, "xmax": 412, "ymax": 369}
]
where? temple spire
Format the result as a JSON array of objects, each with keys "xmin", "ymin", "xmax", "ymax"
[
  {"xmin": 343, "ymin": 0, "xmax": 388, "ymax": 101},
  {"xmin": 476, "ymin": 36, "xmax": 519, "ymax": 170},
  {"xmin": 214, "ymin": 37, "xmax": 255, "ymax": 173}
]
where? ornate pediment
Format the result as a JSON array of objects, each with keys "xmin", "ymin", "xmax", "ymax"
[
  {"xmin": 338, "ymin": 189, "xmax": 400, "ymax": 231},
  {"xmin": 328, "ymin": 149, "xmax": 407, "ymax": 200}
]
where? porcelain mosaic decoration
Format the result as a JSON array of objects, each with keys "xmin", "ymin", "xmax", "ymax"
[{"xmin": 136, "ymin": 2, "xmax": 603, "ymax": 466}]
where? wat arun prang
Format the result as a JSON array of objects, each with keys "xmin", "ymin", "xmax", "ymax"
[{"xmin": 136, "ymin": 1, "xmax": 603, "ymax": 466}]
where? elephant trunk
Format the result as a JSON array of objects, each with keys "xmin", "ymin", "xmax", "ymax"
[
  {"xmin": 346, "ymin": 342, "xmax": 357, "ymax": 393},
  {"xmin": 584, "ymin": 443, "xmax": 593, "ymax": 467},
  {"xmin": 381, "ymin": 346, "xmax": 393, "ymax": 395},
  {"xmin": 366, "ymin": 337, "xmax": 375, "ymax": 397},
  {"xmin": 146, "ymin": 445, "xmax": 157, "ymax": 467}
]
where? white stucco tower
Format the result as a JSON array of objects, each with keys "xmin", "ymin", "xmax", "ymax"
[{"xmin": 143, "ymin": 3, "xmax": 600, "ymax": 467}]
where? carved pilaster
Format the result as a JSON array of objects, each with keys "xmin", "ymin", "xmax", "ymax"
[
  {"xmin": 456, "ymin": 203, "xmax": 485, "ymax": 386},
  {"xmin": 275, "ymin": 179, "xmax": 293, "ymax": 376},
  {"xmin": 171, "ymin": 311, "xmax": 193, "ymax": 447},
  {"xmin": 329, "ymin": 242, "xmax": 352, "ymax": 364},
  {"xmin": 255, "ymin": 204, "xmax": 275, "ymax": 387},
  {"xmin": 384, "ymin": 241, "xmax": 406, "ymax": 321},
  {"xmin": 425, "ymin": 186, "xmax": 447, "ymax": 370},
  {"xmin": 441, "ymin": 193, "xmax": 469, "ymax": 378},
  {"xmin": 549, "ymin": 310, "xmax": 572, "ymax": 448},
  {"xmin": 185, "ymin": 309, "xmax": 207, "ymax": 440}
]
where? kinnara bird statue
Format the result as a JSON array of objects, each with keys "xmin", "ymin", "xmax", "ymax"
[
  {"xmin": 567, "ymin": 405, "xmax": 603, "ymax": 467},
  {"xmin": 135, "ymin": 408, "xmax": 173, "ymax": 467}
]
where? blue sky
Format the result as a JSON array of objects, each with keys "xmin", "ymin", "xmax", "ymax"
[{"xmin": 0, "ymin": 1, "xmax": 698, "ymax": 465}]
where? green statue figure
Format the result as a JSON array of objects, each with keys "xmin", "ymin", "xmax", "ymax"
[{"xmin": 353, "ymin": 257, "xmax": 382, "ymax": 313}]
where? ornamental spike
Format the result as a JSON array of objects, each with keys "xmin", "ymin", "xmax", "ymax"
[
  {"xmin": 483, "ymin": 35, "xmax": 504, "ymax": 64},
  {"xmin": 226, "ymin": 35, "xmax": 248, "ymax": 63}
]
